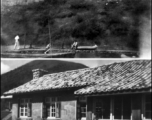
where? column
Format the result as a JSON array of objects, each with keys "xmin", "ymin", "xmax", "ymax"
[
  {"xmin": 87, "ymin": 97, "xmax": 93, "ymax": 120},
  {"xmin": 110, "ymin": 97, "xmax": 114, "ymax": 120}
]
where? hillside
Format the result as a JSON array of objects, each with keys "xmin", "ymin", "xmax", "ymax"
[
  {"xmin": 1, "ymin": 60, "xmax": 88, "ymax": 95},
  {"xmin": 1, "ymin": 0, "xmax": 151, "ymax": 50}
]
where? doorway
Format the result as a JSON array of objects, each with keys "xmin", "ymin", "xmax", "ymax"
[
  {"xmin": 114, "ymin": 96, "xmax": 131, "ymax": 120},
  {"xmin": 95, "ymin": 97, "xmax": 111, "ymax": 120}
]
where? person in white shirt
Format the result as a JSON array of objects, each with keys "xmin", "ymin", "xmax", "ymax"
[{"xmin": 14, "ymin": 35, "xmax": 20, "ymax": 50}]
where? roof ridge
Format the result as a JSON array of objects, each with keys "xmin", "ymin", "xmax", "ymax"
[
  {"xmin": 42, "ymin": 60, "xmax": 149, "ymax": 77},
  {"xmin": 42, "ymin": 67, "xmax": 90, "ymax": 77}
]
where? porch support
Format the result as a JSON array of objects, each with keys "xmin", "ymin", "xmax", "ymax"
[
  {"xmin": 87, "ymin": 97, "xmax": 93, "ymax": 120},
  {"xmin": 141, "ymin": 94, "xmax": 145, "ymax": 120},
  {"xmin": 110, "ymin": 97, "xmax": 114, "ymax": 120}
]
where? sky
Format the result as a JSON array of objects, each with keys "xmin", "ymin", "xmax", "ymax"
[
  {"xmin": 1, "ymin": 59, "xmax": 136, "ymax": 75},
  {"xmin": 1, "ymin": 59, "xmax": 33, "ymax": 74}
]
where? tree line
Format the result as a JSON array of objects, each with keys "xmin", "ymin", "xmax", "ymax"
[{"xmin": 1, "ymin": 0, "xmax": 150, "ymax": 50}]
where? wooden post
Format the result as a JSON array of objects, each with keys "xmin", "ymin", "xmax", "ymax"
[
  {"xmin": 92, "ymin": 98, "xmax": 95, "ymax": 120},
  {"xmin": 122, "ymin": 97, "xmax": 123, "ymax": 120},
  {"xmin": 131, "ymin": 96, "xmax": 133, "ymax": 120},
  {"xmin": 77, "ymin": 97, "xmax": 81, "ymax": 120},
  {"xmin": 141, "ymin": 94, "xmax": 145, "ymax": 120},
  {"xmin": 87, "ymin": 97, "xmax": 93, "ymax": 120},
  {"xmin": 110, "ymin": 97, "xmax": 114, "ymax": 120}
]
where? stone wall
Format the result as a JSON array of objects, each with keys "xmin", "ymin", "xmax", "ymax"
[
  {"xmin": 32, "ymin": 103, "xmax": 42, "ymax": 120},
  {"xmin": 60, "ymin": 96, "xmax": 76, "ymax": 120},
  {"xmin": 32, "ymin": 96, "xmax": 43, "ymax": 120}
]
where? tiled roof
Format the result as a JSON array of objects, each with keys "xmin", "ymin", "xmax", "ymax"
[
  {"xmin": 4, "ymin": 68, "xmax": 92, "ymax": 95},
  {"xmin": 75, "ymin": 60, "xmax": 151, "ymax": 95},
  {"xmin": 4, "ymin": 60, "xmax": 151, "ymax": 95}
]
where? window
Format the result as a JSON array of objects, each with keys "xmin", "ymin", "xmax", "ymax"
[
  {"xmin": 79, "ymin": 97, "xmax": 87, "ymax": 119},
  {"xmin": 77, "ymin": 97, "xmax": 87, "ymax": 120},
  {"xmin": 45, "ymin": 97, "xmax": 61, "ymax": 118},
  {"xmin": 95, "ymin": 97, "xmax": 110, "ymax": 119},
  {"xmin": 81, "ymin": 103, "xmax": 86, "ymax": 118},
  {"xmin": 79, "ymin": 97, "xmax": 87, "ymax": 102},
  {"xmin": 20, "ymin": 98, "xmax": 31, "ymax": 117},
  {"xmin": 145, "ymin": 94, "xmax": 151, "ymax": 119},
  {"xmin": 5, "ymin": 100, "xmax": 12, "ymax": 110},
  {"xmin": 114, "ymin": 96, "xmax": 131, "ymax": 119}
]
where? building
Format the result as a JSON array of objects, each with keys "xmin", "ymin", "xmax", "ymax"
[
  {"xmin": 3, "ymin": 60, "xmax": 151, "ymax": 120},
  {"xmin": 1, "ymin": 95, "xmax": 12, "ymax": 110}
]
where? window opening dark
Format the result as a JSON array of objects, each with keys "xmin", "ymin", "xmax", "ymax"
[{"xmin": 95, "ymin": 97, "xmax": 110, "ymax": 119}]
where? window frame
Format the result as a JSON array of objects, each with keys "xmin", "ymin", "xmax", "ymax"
[
  {"xmin": 45, "ymin": 97, "xmax": 61, "ymax": 119},
  {"xmin": 79, "ymin": 97, "xmax": 87, "ymax": 120},
  {"xmin": 19, "ymin": 98, "xmax": 31, "ymax": 118}
]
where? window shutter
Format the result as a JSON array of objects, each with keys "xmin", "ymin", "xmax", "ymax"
[
  {"xmin": 27, "ymin": 107, "xmax": 31, "ymax": 117},
  {"xmin": 18, "ymin": 99, "xmax": 20, "ymax": 118},
  {"xmin": 77, "ymin": 98, "xmax": 81, "ymax": 120},
  {"xmin": 42, "ymin": 98, "xmax": 47, "ymax": 118},
  {"xmin": 46, "ymin": 105, "xmax": 50, "ymax": 117},
  {"xmin": 56, "ymin": 102, "xmax": 61, "ymax": 118},
  {"xmin": 27, "ymin": 100, "xmax": 31, "ymax": 117}
]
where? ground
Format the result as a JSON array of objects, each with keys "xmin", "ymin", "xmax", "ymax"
[{"xmin": 1, "ymin": 110, "xmax": 12, "ymax": 120}]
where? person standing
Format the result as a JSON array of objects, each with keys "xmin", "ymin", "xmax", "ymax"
[{"xmin": 14, "ymin": 35, "xmax": 20, "ymax": 50}]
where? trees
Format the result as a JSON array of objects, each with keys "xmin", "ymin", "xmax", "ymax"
[{"xmin": 1, "ymin": 0, "xmax": 150, "ymax": 50}]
